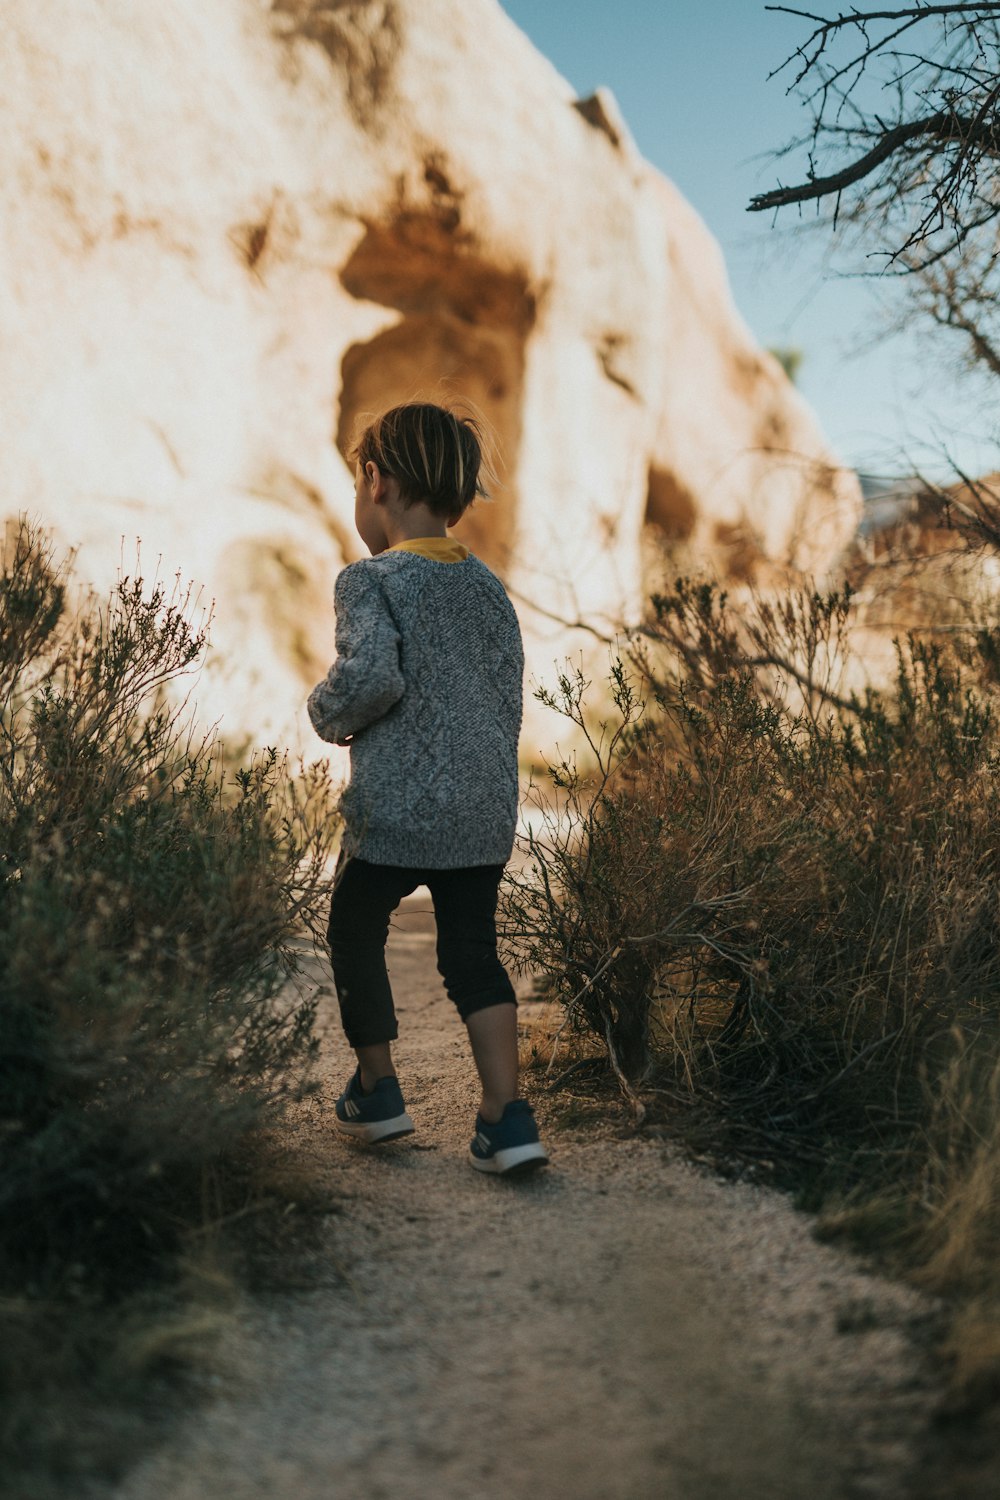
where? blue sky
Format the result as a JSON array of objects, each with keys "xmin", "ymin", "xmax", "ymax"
[{"xmin": 499, "ymin": 0, "xmax": 998, "ymax": 482}]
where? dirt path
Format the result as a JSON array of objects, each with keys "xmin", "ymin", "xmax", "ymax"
[{"xmin": 115, "ymin": 895, "xmax": 940, "ymax": 1500}]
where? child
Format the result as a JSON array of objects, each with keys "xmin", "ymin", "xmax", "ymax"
[{"xmin": 307, "ymin": 403, "xmax": 548, "ymax": 1176}]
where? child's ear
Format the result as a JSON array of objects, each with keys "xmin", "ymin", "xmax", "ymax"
[{"xmin": 367, "ymin": 462, "xmax": 390, "ymax": 503}]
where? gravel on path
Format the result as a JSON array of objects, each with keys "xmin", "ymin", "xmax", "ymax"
[{"xmin": 115, "ymin": 895, "xmax": 940, "ymax": 1500}]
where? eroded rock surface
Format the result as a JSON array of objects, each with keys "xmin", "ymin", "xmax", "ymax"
[{"xmin": 0, "ymin": 0, "xmax": 862, "ymax": 752}]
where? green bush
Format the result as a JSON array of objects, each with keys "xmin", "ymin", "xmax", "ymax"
[{"xmin": 0, "ymin": 517, "xmax": 339, "ymax": 1291}]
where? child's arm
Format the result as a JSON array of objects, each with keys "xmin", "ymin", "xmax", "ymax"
[{"xmin": 307, "ymin": 565, "xmax": 404, "ymax": 745}]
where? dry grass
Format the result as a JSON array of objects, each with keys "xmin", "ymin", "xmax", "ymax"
[
  {"xmin": 502, "ymin": 567, "xmax": 1000, "ymax": 1413},
  {"xmin": 0, "ymin": 518, "xmax": 340, "ymax": 1493}
]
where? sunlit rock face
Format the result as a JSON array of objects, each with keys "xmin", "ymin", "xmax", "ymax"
[{"xmin": 0, "ymin": 0, "xmax": 861, "ymax": 756}]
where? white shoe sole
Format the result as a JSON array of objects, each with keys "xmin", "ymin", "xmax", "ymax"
[
  {"xmin": 336, "ymin": 1111, "xmax": 415, "ymax": 1144},
  {"xmin": 469, "ymin": 1141, "xmax": 550, "ymax": 1175}
]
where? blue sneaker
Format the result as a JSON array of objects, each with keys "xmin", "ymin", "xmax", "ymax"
[
  {"xmin": 335, "ymin": 1068, "xmax": 414, "ymax": 1144},
  {"xmin": 469, "ymin": 1100, "xmax": 549, "ymax": 1176}
]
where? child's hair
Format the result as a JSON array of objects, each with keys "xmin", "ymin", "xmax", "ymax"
[{"xmin": 350, "ymin": 403, "xmax": 489, "ymax": 519}]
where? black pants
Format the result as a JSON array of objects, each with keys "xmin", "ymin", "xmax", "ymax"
[{"xmin": 327, "ymin": 857, "xmax": 517, "ymax": 1048}]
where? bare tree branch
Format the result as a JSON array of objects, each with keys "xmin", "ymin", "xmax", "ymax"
[
  {"xmin": 925, "ymin": 284, "xmax": 1000, "ymax": 375},
  {"xmin": 749, "ymin": 109, "xmax": 1000, "ymax": 212},
  {"xmin": 753, "ymin": 5, "xmax": 1000, "ymax": 268},
  {"xmin": 767, "ymin": 4, "xmax": 1000, "ymax": 28}
]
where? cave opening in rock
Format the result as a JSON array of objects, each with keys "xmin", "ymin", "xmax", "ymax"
[
  {"xmin": 640, "ymin": 463, "xmax": 702, "ymax": 592},
  {"xmin": 337, "ymin": 218, "xmax": 534, "ymax": 572},
  {"xmin": 645, "ymin": 465, "xmax": 697, "ymax": 542}
]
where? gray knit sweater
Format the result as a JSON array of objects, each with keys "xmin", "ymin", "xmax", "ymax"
[{"xmin": 307, "ymin": 550, "xmax": 524, "ymax": 868}]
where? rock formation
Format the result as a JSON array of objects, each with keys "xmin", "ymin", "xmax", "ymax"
[{"xmin": 0, "ymin": 0, "xmax": 862, "ymax": 755}]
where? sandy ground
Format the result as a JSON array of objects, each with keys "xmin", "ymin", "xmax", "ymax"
[{"xmin": 113, "ymin": 894, "xmax": 943, "ymax": 1500}]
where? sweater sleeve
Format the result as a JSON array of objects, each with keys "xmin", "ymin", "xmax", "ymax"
[{"xmin": 307, "ymin": 564, "xmax": 405, "ymax": 745}]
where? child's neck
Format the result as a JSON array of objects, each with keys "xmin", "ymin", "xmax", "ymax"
[{"xmin": 382, "ymin": 503, "xmax": 450, "ymax": 550}]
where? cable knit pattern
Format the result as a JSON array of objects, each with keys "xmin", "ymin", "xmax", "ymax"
[{"xmin": 307, "ymin": 551, "xmax": 523, "ymax": 868}]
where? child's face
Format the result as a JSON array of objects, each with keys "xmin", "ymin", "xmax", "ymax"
[{"xmin": 354, "ymin": 461, "xmax": 390, "ymax": 555}]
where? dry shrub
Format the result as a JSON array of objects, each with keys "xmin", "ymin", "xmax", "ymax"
[
  {"xmin": 919, "ymin": 1041, "xmax": 1000, "ymax": 1403},
  {"xmin": 0, "ymin": 518, "xmax": 339, "ymax": 1487},
  {"xmin": 504, "ymin": 573, "xmax": 1000, "ymax": 1402}
]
